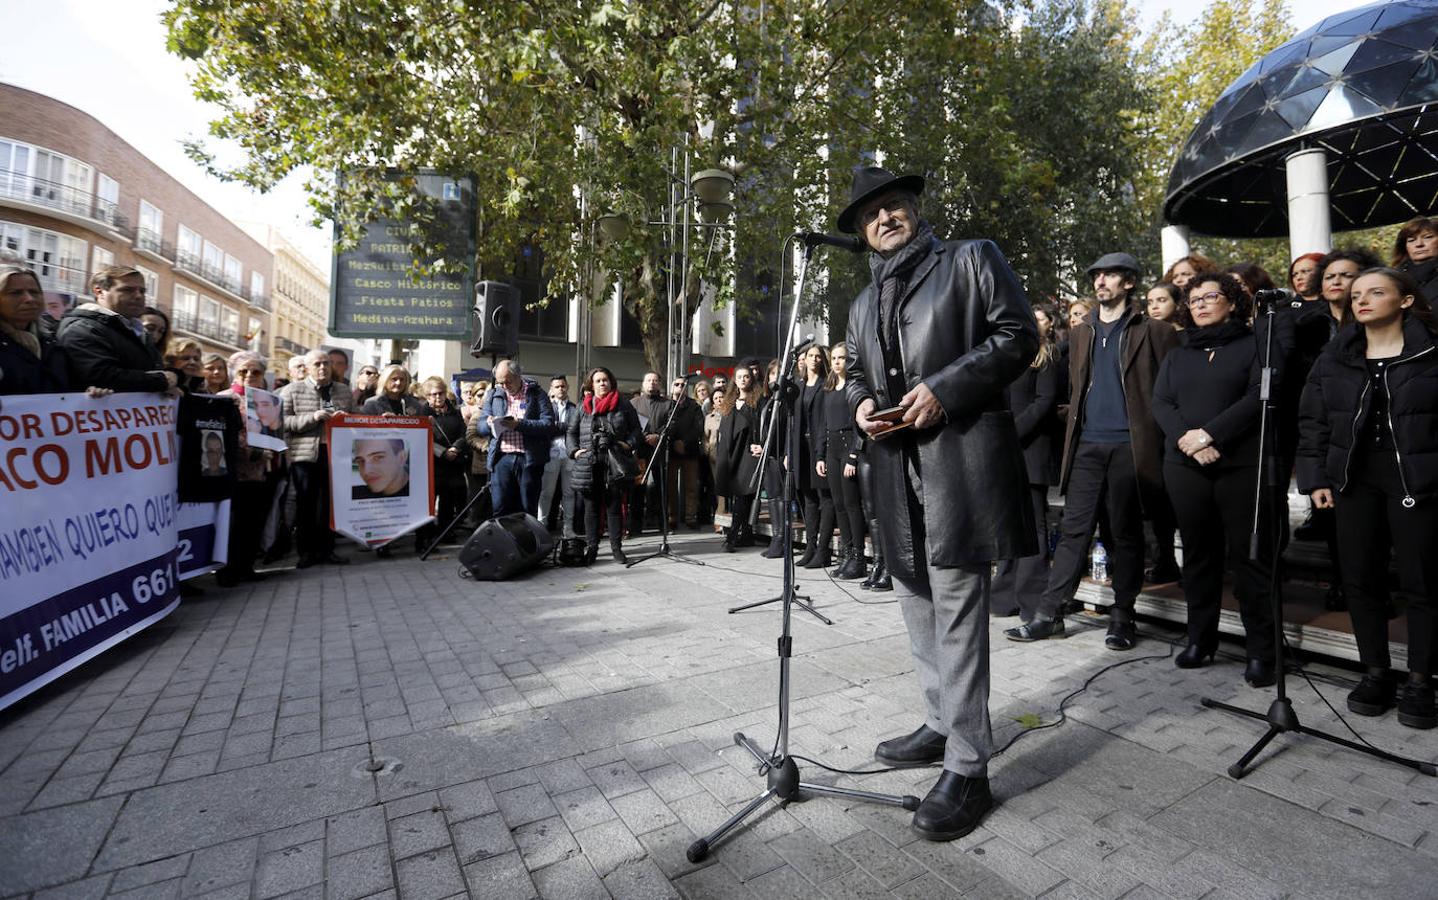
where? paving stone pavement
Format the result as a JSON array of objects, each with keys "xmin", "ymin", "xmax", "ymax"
[{"xmin": 3, "ymin": 531, "xmax": 1438, "ymax": 899}]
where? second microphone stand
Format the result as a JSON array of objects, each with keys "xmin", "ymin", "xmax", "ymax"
[{"xmin": 625, "ymin": 388, "xmax": 705, "ymax": 570}]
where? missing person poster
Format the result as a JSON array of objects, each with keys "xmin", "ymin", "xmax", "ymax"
[
  {"xmin": 244, "ymin": 387, "xmax": 287, "ymax": 453},
  {"xmin": 0, "ymin": 393, "xmax": 184, "ymax": 712},
  {"xmin": 327, "ymin": 414, "xmax": 435, "ymax": 547}
]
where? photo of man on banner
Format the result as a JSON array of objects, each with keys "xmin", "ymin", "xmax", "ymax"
[{"xmin": 327, "ymin": 414, "xmax": 434, "ymax": 547}]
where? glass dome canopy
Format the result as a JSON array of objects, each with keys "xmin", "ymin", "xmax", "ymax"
[{"xmin": 1163, "ymin": 0, "xmax": 1438, "ymax": 238}]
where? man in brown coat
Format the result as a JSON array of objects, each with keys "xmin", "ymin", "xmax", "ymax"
[{"xmin": 1006, "ymin": 252, "xmax": 1178, "ymax": 650}]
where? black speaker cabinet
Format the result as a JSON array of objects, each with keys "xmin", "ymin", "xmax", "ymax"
[
  {"xmin": 459, "ymin": 512, "xmax": 554, "ymax": 580},
  {"xmin": 472, "ymin": 280, "xmax": 520, "ymax": 357}
]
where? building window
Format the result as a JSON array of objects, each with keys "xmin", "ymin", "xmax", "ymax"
[
  {"xmin": 96, "ymin": 174, "xmax": 119, "ymax": 225},
  {"xmin": 247, "ymin": 316, "xmax": 263, "ymax": 351},
  {"xmin": 1, "ymin": 219, "xmax": 88, "ymax": 295},
  {"xmin": 173, "ymin": 284, "xmax": 199, "ymax": 332},
  {"xmin": 177, "ymin": 225, "xmax": 201, "ymax": 270},
  {"xmin": 202, "ymin": 241, "xmax": 224, "ymax": 284},
  {"xmin": 250, "ymin": 271, "xmax": 265, "ymax": 303},
  {"xmin": 200, "ymin": 296, "xmax": 220, "ymax": 337},
  {"xmin": 92, "ymin": 246, "xmax": 114, "ymax": 273},
  {"xmin": 136, "ymin": 265, "xmax": 159, "ymax": 304},
  {"xmin": 220, "ymin": 306, "xmax": 240, "ymax": 346},
  {"xmin": 138, "ymin": 200, "xmax": 164, "ymax": 250}
]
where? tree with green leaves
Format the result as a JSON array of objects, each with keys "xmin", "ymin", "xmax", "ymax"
[{"xmin": 166, "ymin": 0, "xmax": 1158, "ymax": 368}]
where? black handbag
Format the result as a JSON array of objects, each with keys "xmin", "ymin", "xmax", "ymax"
[{"xmin": 605, "ymin": 446, "xmax": 638, "ymax": 486}]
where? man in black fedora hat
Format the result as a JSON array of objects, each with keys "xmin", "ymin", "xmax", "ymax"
[{"xmin": 840, "ymin": 166, "xmax": 1038, "ymax": 840}]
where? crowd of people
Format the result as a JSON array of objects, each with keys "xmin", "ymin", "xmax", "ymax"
[{"xmin": 3, "ymin": 212, "xmax": 1437, "ymax": 737}]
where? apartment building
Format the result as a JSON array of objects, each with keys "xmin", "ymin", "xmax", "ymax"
[
  {"xmin": 0, "ymin": 83, "xmax": 271, "ymax": 361},
  {"xmin": 267, "ymin": 229, "xmax": 330, "ymax": 374}
]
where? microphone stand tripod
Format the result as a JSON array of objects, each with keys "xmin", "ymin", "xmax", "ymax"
[
  {"xmin": 625, "ymin": 391, "xmax": 705, "ymax": 570},
  {"xmin": 1200, "ymin": 299, "xmax": 1435, "ymax": 779},
  {"xmin": 688, "ymin": 330, "xmax": 918, "ymax": 863}
]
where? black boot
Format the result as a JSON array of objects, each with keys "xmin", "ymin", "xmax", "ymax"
[
  {"xmin": 611, "ymin": 542, "xmax": 628, "ymax": 565},
  {"xmin": 722, "ymin": 529, "xmax": 737, "ymax": 553},
  {"xmin": 796, "ymin": 541, "xmax": 817, "ymax": 567},
  {"xmin": 583, "ymin": 542, "xmax": 598, "ymax": 566},
  {"xmin": 828, "ymin": 545, "xmax": 853, "ymax": 578},
  {"xmin": 762, "ymin": 500, "xmax": 786, "ymax": 558},
  {"xmin": 1398, "ymin": 677, "xmax": 1436, "ymax": 730},
  {"xmin": 1347, "ymin": 668, "xmax": 1396, "ymax": 716},
  {"xmin": 868, "ymin": 558, "xmax": 892, "ymax": 592},
  {"xmin": 837, "ymin": 549, "xmax": 867, "ymax": 580},
  {"xmin": 874, "ymin": 724, "xmax": 947, "ymax": 767},
  {"xmin": 803, "ymin": 539, "xmax": 831, "ymax": 569},
  {"xmin": 911, "ymin": 771, "xmax": 993, "ymax": 841},
  {"xmin": 1244, "ymin": 657, "xmax": 1276, "ymax": 688},
  {"xmin": 736, "ymin": 524, "xmax": 756, "ymax": 548}
]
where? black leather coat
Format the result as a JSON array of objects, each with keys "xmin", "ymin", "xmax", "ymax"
[{"xmin": 844, "ymin": 237, "xmax": 1039, "ymax": 574}]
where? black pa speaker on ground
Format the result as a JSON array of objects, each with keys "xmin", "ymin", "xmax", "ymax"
[
  {"xmin": 472, "ymin": 280, "xmax": 520, "ymax": 357},
  {"xmin": 459, "ymin": 512, "xmax": 554, "ymax": 580}
]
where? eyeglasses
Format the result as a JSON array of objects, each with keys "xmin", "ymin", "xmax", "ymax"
[{"xmin": 1187, "ymin": 292, "xmax": 1225, "ymax": 308}]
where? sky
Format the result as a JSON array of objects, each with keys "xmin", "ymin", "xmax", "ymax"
[{"xmin": 0, "ymin": 0, "xmax": 1377, "ymax": 272}]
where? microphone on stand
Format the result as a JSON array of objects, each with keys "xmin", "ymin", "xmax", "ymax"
[{"xmin": 794, "ymin": 232, "xmax": 865, "ymax": 253}]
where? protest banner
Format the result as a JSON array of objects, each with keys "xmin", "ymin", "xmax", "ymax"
[
  {"xmin": 177, "ymin": 500, "xmax": 230, "ymax": 580},
  {"xmin": 327, "ymin": 414, "xmax": 435, "ymax": 547},
  {"xmin": 0, "ymin": 393, "xmax": 183, "ymax": 712}
]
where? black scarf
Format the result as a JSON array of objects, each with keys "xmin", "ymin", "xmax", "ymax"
[{"xmin": 867, "ymin": 221, "xmax": 936, "ymax": 400}]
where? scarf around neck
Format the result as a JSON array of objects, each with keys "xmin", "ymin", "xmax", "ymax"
[
  {"xmin": 585, "ymin": 390, "xmax": 619, "ymax": 415},
  {"xmin": 0, "ymin": 319, "xmax": 41, "ymax": 358}
]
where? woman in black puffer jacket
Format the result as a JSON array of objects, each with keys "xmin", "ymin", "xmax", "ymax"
[
  {"xmin": 1298, "ymin": 266, "xmax": 1438, "ymax": 730},
  {"xmin": 567, "ymin": 367, "xmax": 644, "ymax": 565},
  {"xmin": 1153, "ymin": 274, "xmax": 1275, "ymax": 688}
]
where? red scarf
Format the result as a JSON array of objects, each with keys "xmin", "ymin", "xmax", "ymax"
[{"xmin": 584, "ymin": 390, "xmax": 619, "ymax": 415}]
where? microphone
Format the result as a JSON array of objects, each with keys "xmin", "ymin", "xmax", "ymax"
[
  {"xmin": 791, "ymin": 333, "xmax": 818, "ymax": 355},
  {"xmin": 795, "ymin": 232, "xmax": 864, "ymax": 253}
]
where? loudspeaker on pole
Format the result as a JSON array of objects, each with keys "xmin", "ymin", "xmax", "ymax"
[{"xmin": 472, "ymin": 280, "xmax": 520, "ymax": 357}]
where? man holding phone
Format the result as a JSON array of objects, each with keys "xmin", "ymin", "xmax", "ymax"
[
  {"xmin": 477, "ymin": 359, "xmax": 556, "ymax": 516},
  {"xmin": 840, "ymin": 167, "xmax": 1038, "ymax": 841}
]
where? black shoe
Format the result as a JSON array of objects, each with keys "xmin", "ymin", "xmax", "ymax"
[
  {"xmin": 803, "ymin": 547, "xmax": 831, "ymax": 569},
  {"xmin": 1005, "ymin": 619, "xmax": 1066, "ymax": 642},
  {"xmin": 611, "ymin": 546, "xmax": 629, "ymax": 565},
  {"xmin": 1293, "ymin": 511, "xmax": 1323, "ymax": 541},
  {"xmin": 583, "ymin": 544, "xmax": 598, "ymax": 566},
  {"xmin": 295, "ymin": 556, "xmax": 317, "ymax": 570},
  {"xmin": 796, "ymin": 543, "xmax": 817, "ymax": 567},
  {"xmin": 723, "ymin": 531, "xmax": 737, "ymax": 553},
  {"xmin": 1175, "ymin": 643, "xmax": 1216, "ymax": 669},
  {"xmin": 1244, "ymin": 658, "xmax": 1276, "ymax": 688},
  {"xmin": 735, "ymin": 528, "xmax": 756, "ymax": 548},
  {"xmin": 1105, "ymin": 621, "xmax": 1136, "ymax": 651},
  {"xmin": 1398, "ymin": 681, "xmax": 1437, "ymax": 730},
  {"xmin": 990, "ymin": 606, "xmax": 1021, "ymax": 617},
  {"xmin": 323, "ymin": 552, "xmax": 349, "ymax": 565},
  {"xmin": 874, "ymin": 724, "xmax": 947, "ymax": 768},
  {"xmin": 761, "ymin": 539, "xmax": 786, "ymax": 559},
  {"xmin": 911, "ymin": 771, "xmax": 993, "ymax": 841},
  {"xmin": 1347, "ymin": 670, "xmax": 1396, "ymax": 716},
  {"xmin": 1145, "ymin": 562, "xmax": 1182, "ymax": 584},
  {"xmin": 838, "ymin": 554, "xmax": 867, "ymax": 580}
]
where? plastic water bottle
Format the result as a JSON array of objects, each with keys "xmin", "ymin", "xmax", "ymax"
[{"xmin": 1091, "ymin": 541, "xmax": 1108, "ymax": 583}]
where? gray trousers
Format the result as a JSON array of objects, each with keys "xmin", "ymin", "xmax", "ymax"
[
  {"xmin": 538, "ymin": 455, "xmax": 574, "ymax": 538},
  {"xmin": 892, "ymin": 562, "xmax": 993, "ymax": 777}
]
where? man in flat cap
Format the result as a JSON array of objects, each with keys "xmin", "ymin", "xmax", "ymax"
[{"xmin": 840, "ymin": 166, "xmax": 1038, "ymax": 840}]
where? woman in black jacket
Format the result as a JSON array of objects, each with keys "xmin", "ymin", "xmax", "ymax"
[
  {"xmin": 1298, "ymin": 267, "xmax": 1438, "ymax": 729},
  {"xmin": 1152, "ymin": 274, "xmax": 1275, "ymax": 687},
  {"xmin": 794, "ymin": 345, "xmax": 834, "ymax": 568},
  {"xmin": 0, "ymin": 266, "xmax": 70, "ymax": 395},
  {"xmin": 816, "ymin": 342, "xmax": 867, "ymax": 579},
  {"xmin": 567, "ymin": 367, "xmax": 643, "ymax": 565},
  {"xmin": 421, "ymin": 377, "xmax": 472, "ymax": 541},
  {"xmin": 1392, "ymin": 216, "xmax": 1438, "ymax": 305},
  {"xmin": 993, "ymin": 303, "xmax": 1062, "ymax": 617},
  {"xmin": 716, "ymin": 365, "xmax": 763, "ymax": 551},
  {"xmin": 362, "ymin": 365, "xmax": 431, "ymax": 417}
]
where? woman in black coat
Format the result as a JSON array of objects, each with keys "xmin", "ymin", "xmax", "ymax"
[
  {"xmin": 716, "ymin": 365, "xmax": 763, "ymax": 551},
  {"xmin": 992, "ymin": 304, "xmax": 1062, "ymax": 618},
  {"xmin": 567, "ymin": 367, "xmax": 643, "ymax": 565},
  {"xmin": 1299, "ymin": 267, "xmax": 1438, "ymax": 730},
  {"xmin": 0, "ymin": 266, "xmax": 70, "ymax": 395},
  {"xmin": 1152, "ymin": 274, "xmax": 1275, "ymax": 688},
  {"xmin": 817, "ymin": 342, "xmax": 867, "ymax": 579},
  {"xmin": 422, "ymin": 377, "xmax": 472, "ymax": 541},
  {"xmin": 1393, "ymin": 216, "xmax": 1438, "ymax": 305},
  {"xmin": 794, "ymin": 345, "xmax": 835, "ymax": 568}
]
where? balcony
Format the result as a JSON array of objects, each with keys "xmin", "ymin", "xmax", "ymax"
[
  {"xmin": 0, "ymin": 170, "xmax": 132, "ymax": 239},
  {"xmin": 276, "ymin": 336, "xmax": 308, "ymax": 355},
  {"xmin": 171, "ymin": 307, "xmax": 245, "ymax": 351},
  {"xmin": 34, "ymin": 261, "xmax": 89, "ymax": 298},
  {"xmin": 134, "ymin": 228, "xmax": 174, "ymax": 264},
  {"xmin": 173, "ymin": 248, "xmax": 265, "ymax": 310}
]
